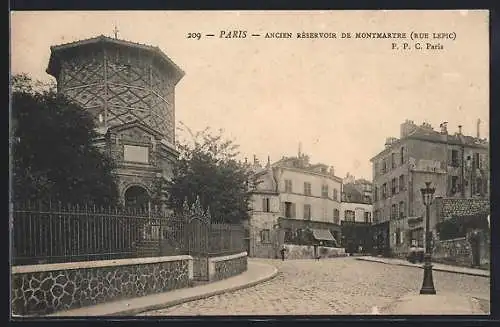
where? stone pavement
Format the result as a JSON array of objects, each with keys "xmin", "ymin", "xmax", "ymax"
[
  {"xmin": 378, "ymin": 292, "xmax": 485, "ymax": 315},
  {"xmin": 46, "ymin": 260, "xmax": 278, "ymax": 317},
  {"xmin": 355, "ymin": 256, "xmax": 490, "ymax": 278},
  {"xmin": 141, "ymin": 257, "xmax": 490, "ymax": 316}
]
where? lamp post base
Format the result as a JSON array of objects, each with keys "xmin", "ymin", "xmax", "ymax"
[{"xmin": 420, "ymin": 257, "xmax": 436, "ymax": 295}]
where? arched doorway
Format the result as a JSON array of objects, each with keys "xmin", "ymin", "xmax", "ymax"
[{"xmin": 124, "ymin": 185, "xmax": 150, "ymax": 211}]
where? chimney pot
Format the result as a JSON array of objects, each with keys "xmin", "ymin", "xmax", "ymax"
[{"xmin": 458, "ymin": 125, "xmax": 462, "ymax": 134}]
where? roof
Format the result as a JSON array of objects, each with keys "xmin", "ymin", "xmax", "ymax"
[
  {"xmin": 370, "ymin": 127, "xmax": 488, "ymax": 162},
  {"xmin": 46, "ymin": 35, "xmax": 185, "ymax": 84}
]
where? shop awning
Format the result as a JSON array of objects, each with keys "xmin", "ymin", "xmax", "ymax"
[{"xmin": 312, "ymin": 229, "xmax": 336, "ymax": 242}]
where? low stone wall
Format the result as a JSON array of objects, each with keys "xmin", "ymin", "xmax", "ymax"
[
  {"xmin": 433, "ymin": 234, "xmax": 490, "ymax": 267},
  {"xmin": 11, "ymin": 255, "xmax": 193, "ymax": 316},
  {"xmin": 433, "ymin": 237, "xmax": 471, "ymax": 265},
  {"xmin": 283, "ymin": 244, "xmax": 346, "ymax": 260},
  {"xmin": 209, "ymin": 252, "xmax": 248, "ymax": 282}
]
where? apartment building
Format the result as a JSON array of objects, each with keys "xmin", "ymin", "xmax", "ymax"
[
  {"xmin": 246, "ymin": 153, "xmax": 342, "ymax": 258},
  {"xmin": 370, "ymin": 120, "xmax": 489, "ymax": 257}
]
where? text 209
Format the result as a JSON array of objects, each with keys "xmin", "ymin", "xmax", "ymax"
[{"xmin": 187, "ymin": 32, "xmax": 202, "ymax": 40}]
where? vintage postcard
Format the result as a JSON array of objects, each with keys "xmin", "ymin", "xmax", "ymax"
[{"xmin": 10, "ymin": 10, "xmax": 490, "ymax": 317}]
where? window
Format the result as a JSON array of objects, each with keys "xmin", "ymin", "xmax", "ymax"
[
  {"xmin": 400, "ymin": 147, "xmax": 404, "ymax": 165},
  {"xmin": 382, "ymin": 159, "xmax": 387, "ymax": 174},
  {"xmin": 304, "ymin": 182, "xmax": 312, "ymax": 196},
  {"xmin": 374, "ymin": 162, "xmax": 379, "ymax": 176},
  {"xmin": 304, "ymin": 204, "xmax": 311, "ymax": 220},
  {"xmin": 391, "ymin": 204, "xmax": 398, "ymax": 220},
  {"xmin": 345, "ymin": 210, "xmax": 355, "ymax": 222},
  {"xmin": 391, "ymin": 153, "xmax": 396, "ymax": 169},
  {"xmin": 374, "ymin": 186, "xmax": 378, "ymax": 202},
  {"xmin": 382, "ymin": 183, "xmax": 387, "ymax": 199},
  {"xmin": 451, "ymin": 149, "xmax": 459, "ymax": 167},
  {"xmin": 399, "ymin": 201, "xmax": 405, "ymax": 219},
  {"xmin": 321, "ymin": 184, "xmax": 329, "ymax": 198},
  {"xmin": 399, "ymin": 175, "xmax": 406, "ymax": 192},
  {"xmin": 285, "ymin": 179, "xmax": 292, "ymax": 193},
  {"xmin": 364, "ymin": 212, "xmax": 370, "ymax": 223},
  {"xmin": 262, "ymin": 198, "xmax": 270, "ymax": 212},
  {"xmin": 473, "ymin": 153, "xmax": 480, "ymax": 169},
  {"xmin": 123, "ymin": 145, "xmax": 149, "ymax": 163},
  {"xmin": 333, "ymin": 209, "xmax": 340, "ymax": 224},
  {"xmin": 333, "ymin": 189, "xmax": 338, "ymax": 201},
  {"xmin": 260, "ymin": 229, "xmax": 271, "ymax": 244},
  {"xmin": 391, "ymin": 178, "xmax": 397, "ymax": 195},
  {"xmin": 284, "ymin": 201, "xmax": 295, "ymax": 218}
]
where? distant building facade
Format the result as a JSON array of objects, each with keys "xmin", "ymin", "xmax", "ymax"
[
  {"xmin": 340, "ymin": 174, "xmax": 373, "ymax": 253},
  {"xmin": 370, "ymin": 120, "xmax": 489, "ymax": 257},
  {"xmin": 46, "ymin": 35, "xmax": 184, "ymax": 208},
  {"xmin": 246, "ymin": 153, "xmax": 342, "ymax": 258}
]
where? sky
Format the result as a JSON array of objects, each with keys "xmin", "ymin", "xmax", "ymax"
[{"xmin": 10, "ymin": 10, "xmax": 489, "ymax": 181}]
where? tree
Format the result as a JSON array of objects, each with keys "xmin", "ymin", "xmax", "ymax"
[
  {"xmin": 161, "ymin": 123, "xmax": 256, "ymax": 224},
  {"xmin": 11, "ymin": 74, "xmax": 119, "ymax": 207}
]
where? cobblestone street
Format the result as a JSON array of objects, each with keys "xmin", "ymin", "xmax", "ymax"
[{"xmin": 141, "ymin": 257, "xmax": 490, "ymax": 315}]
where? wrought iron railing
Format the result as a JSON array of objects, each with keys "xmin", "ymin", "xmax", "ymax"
[{"xmin": 11, "ymin": 201, "xmax": 245, "ymax": 265}]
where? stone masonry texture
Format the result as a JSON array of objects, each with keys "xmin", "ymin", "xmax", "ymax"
[
  {"xmin": 12, "ymin": 259, "xmax": 190, "ymax": 316},
  {"xmin": 435, "ymin": 197, "xmax": 490, "ymax": 221},
  {"xmin": 433, "ymin": 197, "xmax": 490, "ymax": 267},
  {"xmin": 214, "ymin": 256, "xmax": 248, "ymax": 281}
]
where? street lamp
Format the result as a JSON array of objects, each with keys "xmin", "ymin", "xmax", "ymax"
[{"xmin": 420, "ymin": 182, "xmax": 436, "ymax": 295}]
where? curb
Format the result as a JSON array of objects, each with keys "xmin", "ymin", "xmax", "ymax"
[
  {"xmin": 108, "ymin": 264, "xmax": 279, "ymax": 316},
  {"xmin": 355, "ymin": 257, "xmax": 489, "ymax": 278}
]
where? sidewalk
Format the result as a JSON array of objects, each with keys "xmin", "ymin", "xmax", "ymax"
[
  {"xmin": 356, "ymin": 256, "xmax": 489, "ymax": 278},
  {"xmin": 375, "ymin": 292, "xmax": 486, "ymax": 315},
  {"xmin": 47, "ymin": 260, "xmax": 278, "ymax": 317}
]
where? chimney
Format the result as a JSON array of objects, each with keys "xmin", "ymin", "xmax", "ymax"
[
  {"xmin": 458, "ymin": 125, "xmax": 462, "ymax": 135},
  {"xmin": 439, "ymin": 122, "xmax": 448, "ymax": 134},
  {"xmin": 477, "ymin": 119, "xmax": 481, "ymax": 138}
]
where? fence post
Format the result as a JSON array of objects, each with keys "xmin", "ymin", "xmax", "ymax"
[{"xmin": 230, "ymin": 225, "xmax": 233, "ymax": 253}]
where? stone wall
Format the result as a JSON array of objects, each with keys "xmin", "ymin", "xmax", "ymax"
[
  {"xmin": 433, "ymin": 197, "xmax": 490, "ymax": 266},
  {"xmin": 283, "ymin": 244, "xmax": 346, "ymax": 260},
  {"xmin": 209, "ymin": 252, "xmax": 248, "ymax": 282},
  {"xmin": 435, "ymin": 197, "xmax": 490, "ymax": 221},
  {"xmin": 11, "ymin": 255, "xmax": 193, "ymax": 316},
  {"xmin": 432, "ymin": 237, "xmax": 472, "ymax": 266},
  {"xmin": 433, "ymin": 232, "xmax": 490, "ymax": 267}
]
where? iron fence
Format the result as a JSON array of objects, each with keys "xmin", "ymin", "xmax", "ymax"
[{"xmin": 11, "ymin": 201, "xmax": 245, "ymax": 266}]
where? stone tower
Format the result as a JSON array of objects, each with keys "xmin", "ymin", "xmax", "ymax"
[{"xmin": 46, "ymin": 35, "xmax": 185, "ymax": 207}]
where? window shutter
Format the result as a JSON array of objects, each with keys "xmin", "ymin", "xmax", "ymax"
[
  {"xmin": 447, "ymin": 175, "xmax": 453, "ymax": 195},
  {"xmin": 291, "ymin": 203, "xmax": 296, "ymax": 218},
  {"xmin": 448, "ymin": 149, "xmax": 453, "ymax": 166},
  {"xmin": 280, "ymin": 202, "xmax": 285, "ymax": 216},
  {"xmin": 262, "ymin": 198, "xmax": 266, "ymax": 211}
]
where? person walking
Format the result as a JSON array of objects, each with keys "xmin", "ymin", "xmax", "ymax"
[{"xmin": 280, "ymin": 246, "xmax": 287, "ymax": 261}]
